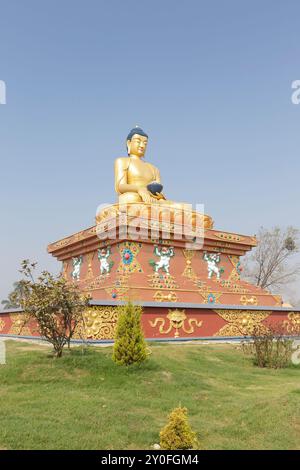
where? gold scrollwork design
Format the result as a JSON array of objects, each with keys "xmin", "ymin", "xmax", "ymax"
[
  {"xmin": 149, "ymin": 309, "xmax": 203, "ymax": 338},
  {"xmin": 214, "ymin": 309, "xmax": 271, "ymax": 337},
  {"xmin": 283, "ymin": 312, "xmax": 300, "ymax": 335},
  {"xmin": 74, "ymin": 306, "xmax": 118, "ymax": 340},
  {"xmin": 9, "ymin": 313, "xmax": 32, "ymax": 336},
  {"xmin": 0, "ymin": 319, "xmax": 5, "ymax": 332}
]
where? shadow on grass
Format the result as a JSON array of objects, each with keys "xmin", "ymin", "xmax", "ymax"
[{"xmin": 47, "ymin": 345, "xmax": 163, "ymax": 375}]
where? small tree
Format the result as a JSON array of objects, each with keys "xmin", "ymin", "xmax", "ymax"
[
  {"xmin": 15, "ymin": 260, "xmax": 90, "ymax": 358},
  {"xmin": 160, "ymin": 406, "xmax": 198, "ymax": 450},
  {"xmin": 112, "ymin": 302, "xmax": 147, "ymax": 366},
  {"xmin": 242, "ymin": 226, "xmax": 300, "ymax": 292}
]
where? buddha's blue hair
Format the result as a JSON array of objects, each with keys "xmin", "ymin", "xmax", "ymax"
[{"xmin": 126, "ymin": 127, "xmax": 148, "ymax": 141}]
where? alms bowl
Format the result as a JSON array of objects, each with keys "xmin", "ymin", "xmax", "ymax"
[{"xmin": 147, "ymin": 182, "xmax": 163, "ymax": 195}]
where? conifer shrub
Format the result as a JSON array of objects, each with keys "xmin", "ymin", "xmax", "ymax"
[
  {"xmin": 159, "ymin": 406, "xmax": 198, "ymax": 450},
  {"xmin": 112, "ymin": 302, "xmax": 147, "ymax": 366}
]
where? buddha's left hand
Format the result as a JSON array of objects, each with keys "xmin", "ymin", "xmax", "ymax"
[
  {"xmin": 155, "ymin": 192, "xmax": 166, "ymax": 200},
  {"xmin": 138, "ymin": 187, "xmax": 157, "ymax": 204}
]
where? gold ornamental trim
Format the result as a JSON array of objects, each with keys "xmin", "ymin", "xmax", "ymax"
[
  {"xmin": 117, "ymin": 241, "xmax": 143, "ymax": 274},
  {"xmin": 95, "ymin": 202, "xmax": 214, "ymax": 231},
  {"xmin": 153, "ymin": 291, "xmax": 178, "ymax": 302},
  {"xmin": 48, "ymin": 227, "xmax": 97, "ymax": 252},
  {"xmin": 62, "ymin": 260, "xmax": 69, "ymax": 279},
  {"xmin": 182, "ymin": 250, "xmax": 197, "ymax": 279},
  {"xmin": 9, "ymin": 313, "xmax": 32, "ymax": 336},
  {"xmin": 272, "ymin": 294, "xmax": 283, "ymax": 306},
  {"xmin": 85, "ymin": 252, "xmax": 95, "ymax": 280},
  {"xmin": 240, "ymin": 295, "xmax": 258, "ymax": 306},
  {"xmin": 283, "ymin": 312, "xmax": 300, "ymax": 335},
  {"xmin": 148, "ymin": 272, "xmax": 179, "ymax": 290},
  {"xmin": 74, "ymin": 306, "xmax": 118, "ymax": 340},
  {"xmin": 214, "ymin": 309, "xmax": 271, "ymax": 337},
  {"xmin": 214, "ymin": 233, "xmax": 245, "ymax": 242},
  {"xmin": 149, "ymin": 309, "xmax": 203, "ymax": 338}
]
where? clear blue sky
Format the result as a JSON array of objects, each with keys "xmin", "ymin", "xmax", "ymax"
[{"xmin": 0, "ymin": 0, "xmax": 299, "ymax": 302}]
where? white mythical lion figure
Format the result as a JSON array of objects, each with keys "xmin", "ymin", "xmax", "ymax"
[
  {"xmin": 203, "ymin": 252, "xmax": 221, "ymax": 280},
  {"xmin": 98, "ymin": 246, "xmax": 113, "ymax": 275},
  {"xmin": 71, "ymin": 256, "xmax": 83, "ymax": 280},
  {"xmin": 151, "ymin": 245, "xmax": 175, "ymax": 275}
]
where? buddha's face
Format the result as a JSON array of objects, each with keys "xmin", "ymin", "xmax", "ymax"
[{"xmin": 127, "ymin": 134, "xmax": 148, "ymax": 157}]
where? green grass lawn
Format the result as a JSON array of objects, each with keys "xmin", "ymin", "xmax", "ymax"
[{"xmin": 0, "ymin": 340, "xmax": 299, "ymax": 450}]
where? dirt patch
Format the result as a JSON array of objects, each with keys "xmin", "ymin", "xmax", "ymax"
[{"xmin": 161, "ymin": 370, "xmax": 173, "ymax": 381}]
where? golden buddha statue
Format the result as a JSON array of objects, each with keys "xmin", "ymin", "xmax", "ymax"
[
  {"xmin": 115, "ymin": 127, "xmax": 187, "ymax": 209},
  {"xmin": 96, "ymin": 127, "xmax": 213, "ymax": 230}
]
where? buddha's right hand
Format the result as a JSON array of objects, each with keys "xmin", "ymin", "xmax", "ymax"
[{"xmin": 138, "ymin": 188, "xmax": 157, "ymax": 204}]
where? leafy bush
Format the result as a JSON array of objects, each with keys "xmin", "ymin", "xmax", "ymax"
[
  {"xmin": 242, "ymin": 323, "xmax": 294, "ymax": 369},
  {"xmin": 160, "ymin": 406, "xmax": 198, "ymax": 450},
  {"xmin": 16, "ymin": 260, "xmax": 90, "ymax": 358},
  {"xmin": 112, "ymin": 302, "xmax": 148, "ymax": 366}
]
